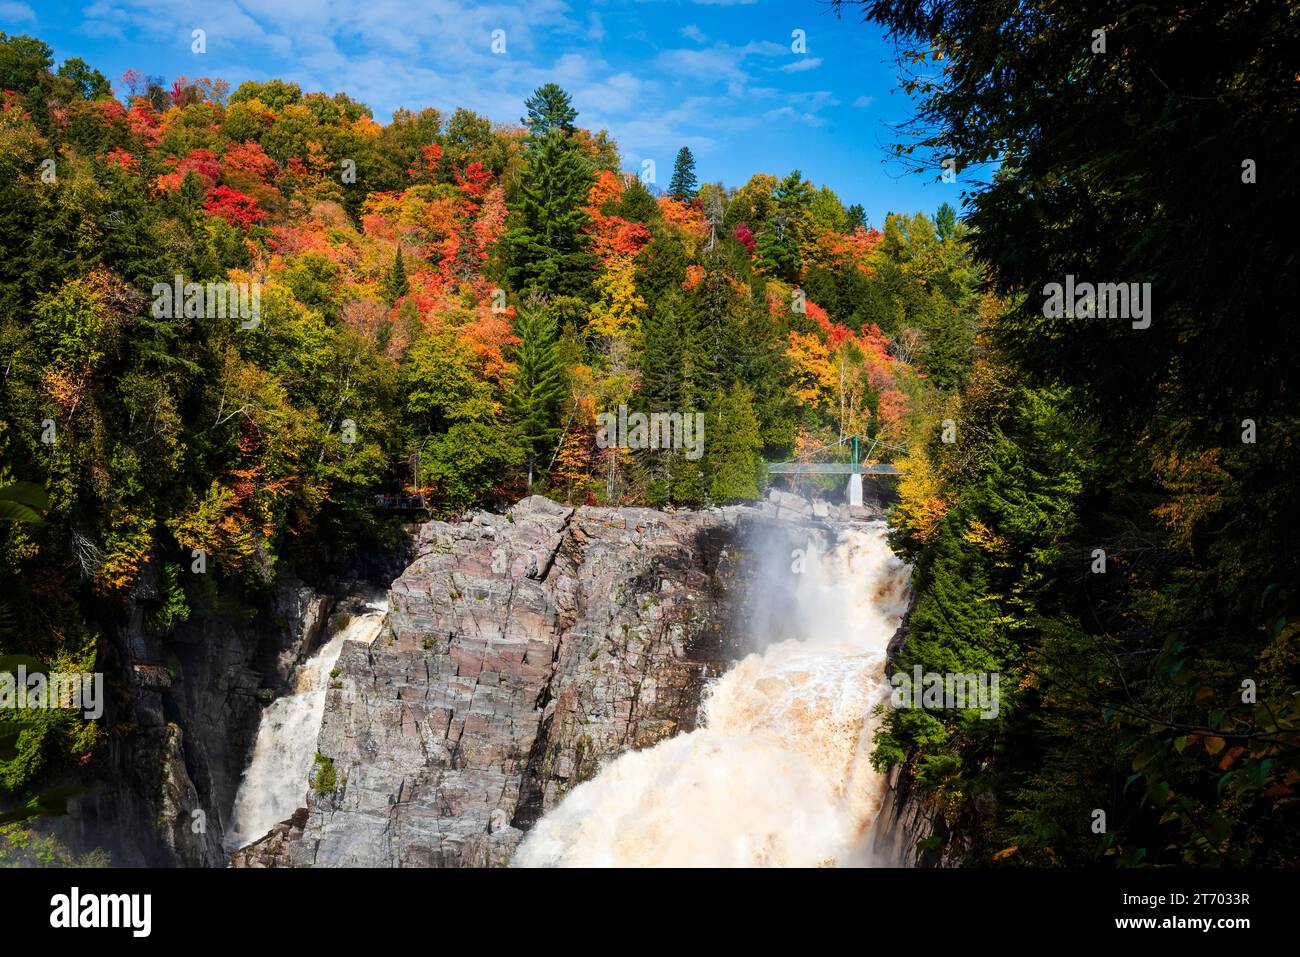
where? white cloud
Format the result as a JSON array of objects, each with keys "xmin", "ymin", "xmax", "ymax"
[
  {"xmin": 765, "ymin": 105, "xmax": 826, "ymax": 128},
  {"xmin": 68, "ymin": 0, "xmax": 856, "ymax": 190},
  {"xmin": 852, "ymin": 94, "xmax": 875, "ymax": 108},
  {"xmin": 781, "ymin": 57, "xmax": 822, "ymax": 73},
  {"xmin": 0, "ymin": 1, "xmax": 36, "ymax": 21},
  {"xmin": 656, "ymin": 45, "xmax": 748, "ymax": 83}
]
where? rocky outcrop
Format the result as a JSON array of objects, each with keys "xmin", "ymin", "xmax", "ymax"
[
  {"xmin": 230, "ymin": 808, "xmax": 308, "ymax": 868},
  {"xmin": 870, "ymin": 763, "xmax": 948, "ymax": 866},
  {"xmin": 872, "ymin": 588, "xmax": 946, "ymax": 866},
  {"xmin": 286, "ymin": 496, "xmax": 747, "ymax": 867},
  {"xmin": 52, "ymin": 572, "xmax": 338, "ymax": 866}
]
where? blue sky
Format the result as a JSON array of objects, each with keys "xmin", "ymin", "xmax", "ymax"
[{"xmin": 1, "ymin": 0, "xmax": 965, "ymax": 226}]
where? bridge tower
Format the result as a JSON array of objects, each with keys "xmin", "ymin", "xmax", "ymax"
[{"xmin": 848, "ymin": 435, "xmax": 864, "ymax": 506}]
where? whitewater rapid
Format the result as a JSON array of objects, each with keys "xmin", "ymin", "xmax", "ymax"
[
  {"xmin": 513, "ymin": 521, "xmax": 911, "ymax": 867},
  {"xmin": 225, "ymin": 595, "xmax": 388, "ymax": 852}
]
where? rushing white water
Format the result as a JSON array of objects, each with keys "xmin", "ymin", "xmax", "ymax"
[
  {"xmin": 513, "ymin": 521, "xmax": 911, "ymax": 867},
  {"xmin": 224, "ymin": 595, "xmax": 388, "ymax": 852}
]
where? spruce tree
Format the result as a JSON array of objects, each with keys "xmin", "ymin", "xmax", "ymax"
[
  {"xmin": 508, "ymin": 303, "xmax": 566, "ymax": 486},
  {"xmin": 668, "ymin": 146, "xmax": 699, "ymax": 202},
  {"xmin": 935, "ymin": 201, "xmax": 957, "ymax": 241},
  {"xmin": 505, "ymin": 128, "xmax": 596, "ymax": 297},
  {"xmin": 640, "ymin": 293, "xmax": 691, "ymax": 412},
  {"xmin": 702, "ymin": 383, "xmax": 764, "ymax": 503},
  {"xmin": 506, "ymin": 85, "xmax": 596, "ymax": 298},
  {"xmin": 614, "ymin": 176, "xmax": 659, "ymax": 223},
  {"xmin": 383, "ymin": 246, "xmax": 409, "ymax": 304},
  {"xmin": 639, "ymin": 293, "xmax": 698, "ymax": 503}
]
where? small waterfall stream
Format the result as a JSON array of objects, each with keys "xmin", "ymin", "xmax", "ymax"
[
  {"xmin": 224, "ymin": 594, "xmax": 388, "ymax": 853},
  {"xmin": 514, "ymin": 520, "xmax": 911, "ymax": 867}
]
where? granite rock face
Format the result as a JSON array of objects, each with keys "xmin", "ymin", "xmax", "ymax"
[{"xmin": 288, "ymin": 497, "xmax": 743, "ymax": 867}]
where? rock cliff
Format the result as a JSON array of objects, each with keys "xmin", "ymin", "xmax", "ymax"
[
  {"xmin": 281, "ymin": 496, "xmax": 745, "ymax": 867},
  {"xmin": 53, "ymin": 573, "xmax": 335, "ymax": 866},
  {"xmin": 228, "ymin": 489, "xmax": 919, "ymax": 869}
]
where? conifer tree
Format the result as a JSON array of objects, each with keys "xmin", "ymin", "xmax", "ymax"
[
  {"xmin": 508, "ymin": 303, "xmax": 566, "ymax": 486},
  {"xmin": 614, "ymin": 176, "xmax": 659, "ymax": 223},
  {"xmin": 639, "ymin": 293, "xmax": 693, "ymax": 412},
  {"xmin": 934, "ymin": 201, "xmax": 957, "ymax": 241},
  {"xmin": 522, "ymin": 83, "xmax": 578, "ymax": 137},
  {"xmin": 702, "ymin": 383, "xmax": 764, "ymax": 502},
  {"xmin": 383, "ymin": 246, "xmax": 409, "ymax": 304},
  {"xmin": 506, "ymin": 86, "xmax": 596, "ymax": 298},
  {"xmin": 668, "ymin": 146, "xmax": 699, "ymax": 202},
  {"xmin": 639, "ymin": 293, "xmax": 698, "ymax": 503}
]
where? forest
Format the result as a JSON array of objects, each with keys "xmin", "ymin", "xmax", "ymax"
[{"xmin": 2, "ymin": 0, "xmax": 1298, "ymax": 870}]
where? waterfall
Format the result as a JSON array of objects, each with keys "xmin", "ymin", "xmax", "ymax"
[
  {"xmin": 513, "ymin": 520, "xmax": 911, "ymax": 867},
  {"xmin": 224, "ymin": 594, "xmax": 388, "ymax": 853}
]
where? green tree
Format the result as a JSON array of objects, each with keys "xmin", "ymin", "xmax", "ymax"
[
  {"xmin": 841, "ymin": 0, "xmax": 1300, "ymax": 866},
  {"xmin": 702, "ymin": 383, "xmax": 764, "ymax": 502},
  {"xmin": 508, "ymin": 304, "xmax": 566, "ymax": 485},
  {"xmin": 522, "ymin": 83, "xmax": 577, "ymax": 137},
  {"xmin": 382, "ymin": 246, "xmax": 409, "ymax": 305},
  {"xmin": 934, "ymin": 201, "xmax": 957, "ymax": 241},
  {"xmin": 668, "ymin": 146, "xmax": 699, "ymax": 202},
  {"xmin": 505, "ymin": 94, "xmax": 596, "ymax": 297}
]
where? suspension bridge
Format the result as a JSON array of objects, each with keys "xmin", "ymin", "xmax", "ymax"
[{"xmin": 767, "ymin": 435, "xmax": 905, "ymax": 506}]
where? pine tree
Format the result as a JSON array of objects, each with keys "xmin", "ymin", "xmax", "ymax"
[
  {"xmin": 691, "ymin": 252, "xmax": 749, "ymax": 390},
  {"xmin": 668, "ymin": 146, "xmax": 698, "ymax": 202},
  {"xmin": 522, "ymin": 83, "xmax": 577, "ymax": 138},
  {"xmin": 383, "ymin": 246, "xmax": 409, "ymax": 304},
  {"xmin": 846, "ymin": 203, "xmax": 867, "ymax": 229},
  {"xmin": 508, "ymin": 303, "xmax": 566, "ymax": 486}
]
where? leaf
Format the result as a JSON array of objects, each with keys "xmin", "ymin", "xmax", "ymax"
[
  {"xmin": 1218, "ymin": 746, "xmax": 1245, "ymax": 770},
  {"xmin": 1205, "ymin": 736, "xmax": 1226, "ymax": 755},
  {"xmin": 992, "ymin": 845, "xmax": 1018, "ymax": 860},
  {"xmin": 0, "ymin": 481, "xmax": 49, "ymax": 524}
]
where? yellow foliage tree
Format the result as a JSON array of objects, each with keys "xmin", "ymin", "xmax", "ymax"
[
  {"xmin": 587, "ymin": 259, "xmax": 645, "ymax": 343},
  {"xmin": 785, "ymin": 330, "xmax": 836, "ymax": 407}
]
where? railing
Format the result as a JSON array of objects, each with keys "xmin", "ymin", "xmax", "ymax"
[
  {"xmin": 372, "ymin": 493, "xmax": 429, "ymax": 511},
  {"xmin": 766, "ymin": 462, "xmax": 903, "ymax": 475},
  {"xmin": 766, "ymin": 434, "xmax": 906, "ymax": 477}
]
